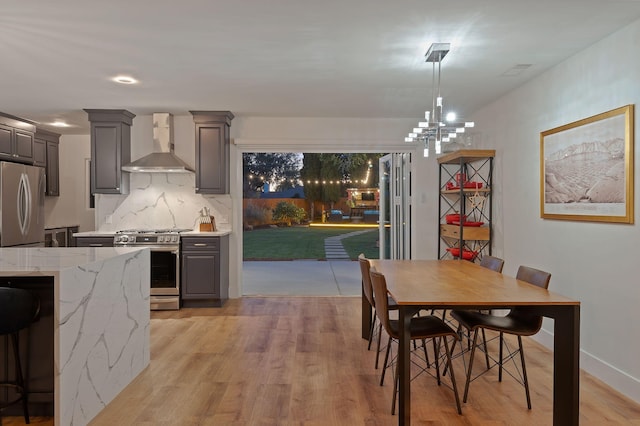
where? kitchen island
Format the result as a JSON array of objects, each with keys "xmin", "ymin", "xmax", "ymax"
[{"xmin": 0, "ymin": 247, "xmax": 150, "ymax": 426}]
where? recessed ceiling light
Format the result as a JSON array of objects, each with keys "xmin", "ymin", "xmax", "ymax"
[
  {"xmin": 50, "ymin": 121, "xmax": 71, "ymax": 127},
  {"xmin": 112, "ymin": 75, "xmax": 138, "ymax": 84}
]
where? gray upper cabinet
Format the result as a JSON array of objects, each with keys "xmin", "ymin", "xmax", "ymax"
[
  {"xmin": 34, "ymin": 128, "xmax": 61, "ymax": 196},
  {"xmin": 85, "ymin": 109, "xmax": 135, "ymax": 195},
  {"xmin": 33, "ymin": 137, "xmax": 46, "ymax": 167},
  {"xmin": 190, "ymin": 111, "xmax": 234, "ymax": 194},
  {"xmin": 0, "ymin": 112, "xmax": 36, "ymax": 164}
]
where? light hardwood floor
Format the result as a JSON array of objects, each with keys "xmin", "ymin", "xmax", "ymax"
[{"xmin": 3, "ymin": 297, "xmax": 640, "ymax": 425}]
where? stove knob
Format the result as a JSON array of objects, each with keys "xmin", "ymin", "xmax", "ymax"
[
  {"xmin": 114, "ymin": 236, "xmax": 120, "ymax": 243},
  {"xmin": 173, "ymin": 235, "xmax": 179, "ymax": 243},
  {"xmin": 121, "ymin": 235, "xmax": 129, "ymax": 243},
  {"xmin": 158, "ymin": 235, "xmax": 164, "ymax": 243}
]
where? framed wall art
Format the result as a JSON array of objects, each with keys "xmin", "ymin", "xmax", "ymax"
[{"xmin": 540, "ymin": 104, "xmax": 634, "ymax": 223}]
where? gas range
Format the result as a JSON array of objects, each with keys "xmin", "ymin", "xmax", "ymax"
[
  {"xmin": 113, "ymin": 228, "xmax": 192, "ymax": 311},
  {"xmin": 113, "ymin": 228, "xmax": 192, "ymax": 246}
]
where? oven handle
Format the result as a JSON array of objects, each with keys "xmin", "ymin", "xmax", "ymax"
[{"xmin": 117, "ymin": 245, "xmax": 179, "ymax": 254}]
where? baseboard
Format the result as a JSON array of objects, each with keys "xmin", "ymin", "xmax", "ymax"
[{"xmin": 532, "ymin": 328, "xmax": 640, "ymax": 404}]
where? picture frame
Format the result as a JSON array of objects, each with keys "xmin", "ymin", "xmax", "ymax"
[{"xmin": 540, "ymin": 104, "xmax": 634, "ymax": 223}]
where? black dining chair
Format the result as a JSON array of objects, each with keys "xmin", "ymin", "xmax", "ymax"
[
  {"xmin": 358, "ymin": 254, "xmax": 399, "ymax": 369},
  {"xmin": 443, "ymin": 255, "xmax": 505, "ymax": 376},
  {"xmin": 450, "ymin": 265, "xmax": 551, "ymax": 409},
  {"xmin": 0, "ymin": 287, "xmax": 41, "ymax": 424},
  {"xmin": 369, "ymin": 269, "xmax": 462, "ymax": 415}
]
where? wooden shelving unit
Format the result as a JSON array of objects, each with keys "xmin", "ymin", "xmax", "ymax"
[{"xmin": 437, "ymin": 149, "xmax": 495, "ymax": 262}]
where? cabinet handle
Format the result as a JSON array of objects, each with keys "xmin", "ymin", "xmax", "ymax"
[
  {"xmin": 193, "ymin": 243, "xmax": 207, "ymax": 247},
  {"xmin": 89, "ymin": 244, "xmax": 103, "ymax": 247}
]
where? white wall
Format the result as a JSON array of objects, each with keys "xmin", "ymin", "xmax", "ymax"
[
  {"xmin": 44, "ymin": 134, "xmax": 95, "ymax": 232},
  {"xmin": 471, "ymin": 19, "xmax": 640, "ymax": 402}
]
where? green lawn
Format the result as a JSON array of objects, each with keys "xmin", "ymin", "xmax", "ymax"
[{"xmin": 243, "ymin": 226, "xmax": 379, "ymax": 260}]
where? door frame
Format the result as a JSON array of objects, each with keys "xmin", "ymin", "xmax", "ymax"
[{"xmin": 232, "ymin": 140, "xmax": 416, "ymax": 296}]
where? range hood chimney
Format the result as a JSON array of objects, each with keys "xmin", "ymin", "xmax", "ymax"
[{"xmin": 122, "ymin": 113, "xmax": 195, "ymax": 173}]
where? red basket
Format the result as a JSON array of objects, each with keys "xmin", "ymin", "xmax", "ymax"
[
  {"xmin": 446, "ymin": 247, "xmax": 478, "ymax": 260},
  {"xmin": 445, "ymin": 213, "xmax": 467, "ymax": 224}
]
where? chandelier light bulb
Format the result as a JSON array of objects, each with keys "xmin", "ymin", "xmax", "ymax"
[
  {"xmin": 465, "ymin": 122, "xmax": 475, "ymax": 127},
  {"xmin": 413, "ymin": 128, "xmax": 423, "ymax": 133},
  {"xmin": 456, "ymin": 128, "xmax": 465, "ymax": 133},
  {"xmin": 424, "ymin": 147, "xmax": 429, "ymax": 157},
  {"xmin": 405, "ymin": 137, "xmax": 414, "ymax": 143},
  {"xmin": 436, "ymin": 96, "xmax": 443, "ymax": 107},
  {"xmin": 446, "ymin": 112, "xmax": 456, "ymax": 122},
  {"xmin": 435, "ymin": 140, "xmax": 442, "ymax": 154},
  {"xmin": 418, "ymin": 121, "xmax": 428, "ymax": 128}
]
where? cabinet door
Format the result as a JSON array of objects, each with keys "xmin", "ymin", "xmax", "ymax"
[
  {"xmin": 181, "ymin": 251, "xmax": 220, "ymax": 298},
  {"xmin": 91, "ymin": 123, "xmax": 127, "ymax": 194},
  {"xmin": 33, "ymin": 137, "xmax": 47, "ymax": 167},
  {"xmin": 0, "ymin": 123, "xmax": 14, "ymax": 159},
  {"xmin": 14, "ymin": 130, "xmax": 34, "ymax": 161},
  {"xmin": 86, "ymin": 109, "xmax": 134, "ymax": 195},
  {"xmin": 195, "ymin": 124, "xmax": 227, "ymax": 194},
  {"xmin": 46, "ymin": 140, "xmax": 59, "ymax": 196}
]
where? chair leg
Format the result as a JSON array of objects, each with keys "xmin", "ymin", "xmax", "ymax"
[
  {"xmin": 422, "ymin": 339, "xmax": 431, "ymax": 368},
  {"xmin": 380, "ymin": 336, "xmax": 392, "ymax": 386},
  {"xmin": 481, "ymin": 329, "xmax": 490, "ymax": 369},
  {"xmin": 443, "ymin": 336, "xmax": 462, "ymax": 415},
  {"xmin": 391, "ymin": 354, "xmax": 399, "ymax": 415},
  {"xmin": 367, "ymin": 311, "xmax": 376, "ymax": 350},
  {"xmin": 442, "ymin": 326, "xmax": 463, "ymax": 377},
  {"xmin": 375, "ymin": 323, "xmax": 383, "ymax": 369},
  {"xmin": 499, "ymin": 332, "xmax": 504, "ymax": 382},
  {"xmin": 11, "ymin": 333, "xmax": 30, "ymax": 424},
  {"xmin": 432, "ymin": 338, "xmax": 442, "ymax": 385},
  {"xmin": 518, "ymin": 336, "xmax": 532, "ymax": 409},
  {"xmin": 463, "ymin": 329, "xmax": 480, "ymax": 403}
]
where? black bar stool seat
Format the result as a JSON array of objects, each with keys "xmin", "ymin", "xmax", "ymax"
[{"xmin": 0, "ymin": 287, "xmax": 40, "ymax": 424}]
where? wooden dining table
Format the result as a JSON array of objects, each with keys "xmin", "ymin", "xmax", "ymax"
[{"xmin": 365, "ymin": 259, "xmax": 580, "ymax": 426}]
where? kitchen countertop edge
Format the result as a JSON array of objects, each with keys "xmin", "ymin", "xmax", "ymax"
[{"xmin": 73, "ymin": 230, "xmax": 232, "ymax": 237}]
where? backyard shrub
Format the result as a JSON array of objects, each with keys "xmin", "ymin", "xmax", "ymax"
[
  {"xmin": 272, "ymin": 201, "xmax": 306, "ymax": 226},
  {"xmin": 244, "ymin": 202, "xmax": 271, "ymax": 226}
]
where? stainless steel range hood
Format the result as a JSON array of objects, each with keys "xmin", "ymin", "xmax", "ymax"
[{"xmin": 122, "ymin": 113, "xmax": 195, "ymax": 173}]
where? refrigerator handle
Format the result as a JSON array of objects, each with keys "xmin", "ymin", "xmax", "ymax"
[{"xmin": 17, "ymin": 172, "xmax": 32, "ymax": 236}]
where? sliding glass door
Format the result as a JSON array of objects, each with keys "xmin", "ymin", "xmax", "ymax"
[{"xmin": 379, "ymin": 153, "xmax": 411, "ymax": 260}]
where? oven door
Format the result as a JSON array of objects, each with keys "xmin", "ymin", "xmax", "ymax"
[{"xmin": 148, "ymin": 246, "xmax": 180, "ymax": 310}]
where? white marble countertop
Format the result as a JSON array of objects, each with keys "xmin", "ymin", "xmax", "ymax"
[
  {"xmin": 0, "ymin": 246, "xmax": 150, "ymax": 426},
  {"xmin": 71, "ymin": 231, "xmax": 117, "ymax": 237},
  {"xmin": 180, "ymin": 230, "xmax": 231, "ymax": 236},
  {"xmin": 0, "ymin": 247, "xmax": 146, "ymax": 275}
]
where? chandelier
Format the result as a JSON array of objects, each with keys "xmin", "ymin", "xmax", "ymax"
[{"xmin": 405, "ymin": 43, "xmax": 474, "ymax": 157}]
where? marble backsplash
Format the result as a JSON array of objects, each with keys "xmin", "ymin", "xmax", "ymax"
[{"xmin": 95, "ymin": 173, "xmax": 231, "ymax": 232}]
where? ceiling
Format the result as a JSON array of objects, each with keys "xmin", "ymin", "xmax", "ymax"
[{"xmin": 2, "ymin": 0, "xmax": 640, "ymax": 135}]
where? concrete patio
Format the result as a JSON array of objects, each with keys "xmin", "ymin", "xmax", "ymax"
[{"xmin": 242, "ymin": 260, "xmax": 361, "ymax": 296}]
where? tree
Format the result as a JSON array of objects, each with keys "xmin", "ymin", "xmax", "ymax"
[{"xmin": 243, "ymin": 153, "xmax": 302, "ymax": 197}]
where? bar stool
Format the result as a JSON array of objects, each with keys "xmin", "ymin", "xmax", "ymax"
[{"xmin": 0, "ymin": 287, "xmax": 40, "ymax": 424}]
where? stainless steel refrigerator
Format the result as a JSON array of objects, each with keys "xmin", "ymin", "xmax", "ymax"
[{"xmin": 0, "ymin": 161, "xmax": 45, "ymax": 247}]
